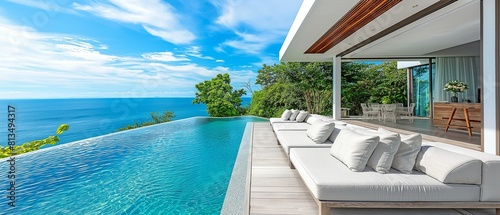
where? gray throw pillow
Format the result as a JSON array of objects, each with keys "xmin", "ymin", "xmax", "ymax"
[
  {"xmin": 330, "ymin": 129, "xmax": 380, "ymax": 172},
  {"xmin": 289, "ymin": 109, "xmax": 300, "ymax": 121},
  {"xmin": 306, "ymin": 121, "xmax": 335, "ymax": 144},
  {"xmin": 280, "ymin": 109, "xmax": 292, "ymax": 120},
  {"xmin": 366, "ymin": 132, "xmax": 401, "ymax": 174},
  {"xmin": 295, "ymin": 111, "xmax": 309, "ymax": 122}
]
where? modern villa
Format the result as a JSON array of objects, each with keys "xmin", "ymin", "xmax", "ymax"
[
  {"xmin": 279, "ymin": 0, "xmax": 499, "ymax": 156},
  {"xmin": 3, "ymin": 1, "xmax": 500, "ymax": 215},
  {"xmin": 242, "ymin": 0, "xmax": 500, "ymax": 214}
]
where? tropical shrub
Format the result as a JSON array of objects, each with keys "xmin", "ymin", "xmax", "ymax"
[
  {"xmin": 117, "ymin": 110, "xmax": 175, "ymax": 131},
  {"xmin": 1, "ymin": 124, "xmax": 69, "ymax": 158}
]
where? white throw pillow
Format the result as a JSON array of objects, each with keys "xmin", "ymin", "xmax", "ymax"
[
  {"xmin": 289, "ymin": 109, "xmax": 300, "ymax": 121},
  {"xmin": 378, "ymin": 128, "xmax": 422, "ymax": 174},
  {"xmin": 305, "ymin": 116, "xmax": 321, "ymax": 125},
  {"xmin": 366, "ymin": 132, "xmax": 401, "ymax": 174},
  {"xmin": 327, "ymin": 124, "xmax": 349, "ymax": 142},
  {"xmin": 306, "ymin": 121, "xmax": 335, "ymax": 144},
  {"xmin": 280, "ymin": 109, "xmax": 292, "ymax": 120},
  {"xmin": 295, "ymin": 111, "xmax": 309, "ymax": 122},
  {"xmin": 330, "ymin": 129, "xmax": 380, "ymax": 172}
]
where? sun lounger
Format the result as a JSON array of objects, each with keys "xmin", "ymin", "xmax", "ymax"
[{"xmin": 289, "ymin": 142, "xmax": 500, "ymax": 215}]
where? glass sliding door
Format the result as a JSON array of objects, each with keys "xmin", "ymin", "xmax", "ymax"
[{"xmin": 412, "ymin": 65, "xmax": 430, "ymax": 117}]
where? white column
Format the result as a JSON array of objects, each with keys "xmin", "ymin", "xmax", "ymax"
[
  {"xmin": 332, "ymin": 56, "xmax": 342, "ymax": 120},
  {"xmin": 482, "ymin": 0, "xmax": 499, "ymax": 155}
]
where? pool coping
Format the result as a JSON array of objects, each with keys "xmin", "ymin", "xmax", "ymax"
[{"xmin": 220, "ymin": 122, "xmax": 254, "ymax": 215}]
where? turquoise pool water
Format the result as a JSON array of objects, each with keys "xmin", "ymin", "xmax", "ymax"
[{"xmin": 0, "ymin": 116, "xmax": 267, "ymax": 214}]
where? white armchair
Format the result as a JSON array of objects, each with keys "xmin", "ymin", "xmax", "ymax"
[
  {"xmin": 382, "ymin": 104, "xmax": 397, "ymax": 123},
  {"xmin": 397, "ymin": 103, "xmax": 416, "ymax": 122},
  {"xmin": 362, "ymin": 104, "xmax": 380, "ymax": 121}
]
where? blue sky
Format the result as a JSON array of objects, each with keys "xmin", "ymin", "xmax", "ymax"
[{"xmin": 1, "ymin": 0, "xmax": 302, "ymax": 98}]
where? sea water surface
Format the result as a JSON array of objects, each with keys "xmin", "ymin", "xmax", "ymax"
[{"xmin": 0, "ymin": 98, "xmax": 251, "ymax": 146}]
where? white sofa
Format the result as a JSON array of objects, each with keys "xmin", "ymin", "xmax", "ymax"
[
  {"xmin": 271, "ymin": 113, "xmax": 500, "ymax": 214},
  {"xmin": 290, "ymin": 141, "xmax": 500, "ymax": 215},
  {"xmin": 271, "ymin": 114, "xmax": 346, "ymax": 132},
  {"xmin": 273, "ymin": 116, "xmax": 369, "ymax": 157}
]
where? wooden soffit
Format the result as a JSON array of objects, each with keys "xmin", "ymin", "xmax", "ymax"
[{"xmin": 305, "ymin": 0, "xmax": 403, "ymax": 54}]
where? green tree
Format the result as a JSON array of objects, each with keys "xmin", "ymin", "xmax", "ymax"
[
  {"xmin": 251, "ymin": 61, "xmax": 408, "ymax": 117},
  {"xmin": 193, "ymin": 73, "xmax": 247, "ymax": 117},
  {"xmin": 252, "ymin": 62, "xmax": 333, "ymax": 116},
  {"xmin": 249, "ymin": 82, "xmax": 305, "ymax": 118},
  {"xmin": 1, "ymin": 124, "xmax": 70, "ymax": 158},
  {"xmin": 341, "ymin": 61, "xmax": 407, "ymax": 115},
  {"xmin": 286, "ymin": 62, "xmax": 333, "ymax": 114}
]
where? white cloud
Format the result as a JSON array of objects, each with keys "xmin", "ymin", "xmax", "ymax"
[
  {"xmin": 253, "ymin": 56, "xmax": 279, "ymax": 67},
  {"xmin": 185, "ymin": 46, "xmax": 214, "ymax": 60},
  {"xmin": 222, "ymin": 31, "xmax": 280, "ymax": 55},
  {"xmin": 214, "ymin": 45, "xmax": 225, "ymax": 53},
  {"xmin": 54, "ymin": 38, "xmax": 119, "ymax": 61},
  {"xmin": 142, "ymin": 52, "xmax": 189, "ymax": 62},
  {"xmin": 5, "ymin": 0, "xmax": 75, "ymax": 13},
  {"xmin": 212, "ymin": 0, "xmax": 302, "ymax": 54},
  {"xmin": 73, "ymin": 0, "xmax": 195, "ymax": 44},
  {"xmin": 216, "ymin": 59, "xmax": 224, "ymax": 63},
  {"xmin": 0, "ymin": 16, "xmax": 257, "ymax": 98}
]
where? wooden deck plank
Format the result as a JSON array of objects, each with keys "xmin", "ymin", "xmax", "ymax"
[{"xmin": 249, "ymin": 122, "xmax": 319, "ymax": 215}]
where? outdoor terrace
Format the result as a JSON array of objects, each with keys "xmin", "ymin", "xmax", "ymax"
[{"xmin": 246, "ymin": 122, "xmax": 493, "ymax": 215}]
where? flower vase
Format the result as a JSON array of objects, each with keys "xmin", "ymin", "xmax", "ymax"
[{"xmin": 450, "ymin": 93, "xmax": 458, "ymax": 102}]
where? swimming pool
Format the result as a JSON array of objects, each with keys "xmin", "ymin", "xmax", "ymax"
[{"xmin": 0, "ymin": 116, "xmax": 267, "ymax": 214}]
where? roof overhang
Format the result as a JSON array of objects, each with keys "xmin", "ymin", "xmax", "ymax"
[{"xmin": 280, "ymin": 0, "xmax": 480, "ymax": 62}]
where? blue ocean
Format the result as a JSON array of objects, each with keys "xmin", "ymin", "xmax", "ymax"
[{"xmin": 0, "ymin": 97, "xmax": 251, "ymax": 147}]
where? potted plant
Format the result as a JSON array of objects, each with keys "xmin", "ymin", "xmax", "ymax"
[{"xmin": 444, "ymin": 80, "xmax": 468, "ymax": 102}]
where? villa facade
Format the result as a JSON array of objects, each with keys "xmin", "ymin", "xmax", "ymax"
[{"xmin": 279, "ymin": 0, "xmax": 500, "ymax": 155}]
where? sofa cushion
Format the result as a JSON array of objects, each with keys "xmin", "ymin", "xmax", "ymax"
[
  {"xmin": 327, "ymin": 124, "xmax": 349, "ymax": 142},
  {"xmin": 269, "ymin": 117, "xmax": 298, "ymax": 124},
  {"xmin": 289, "ymin": 109, "xmax": 300, "ymax": 121},
  {"xmin": 306, "ymin": 121, "xmax": 335, "ymax": 144},
  {"xmin": 275, "ymin": 131, "xmax": 333, "ymax": 154},
  {"xmin": 346, "ymin": 127, "xmax": 401, "ymax": 173},
  {"xmin": 421, "ymin": 141, "xmax": 500, "ymax": 201},
  {"xmin": 330, "ymin": 129, "xmax": 380, "ymax": 172},
  {"xmin": 290, "ymin": 148, "xmax": 480, "ymax": 201},
  {"xmin": 295, "ymin": 111, "xmax": 309, "ymax": 122},
  {"xmin": 392, "ymin": 133, "xmax": 422, "ymax": 174},
  {"xmin": 416, "ymin": 146, "xmax": 482, "ymax": 185},
  {"xmin": 378, "ymin": 128, "xmax": 422, "ymax": 174},
  {"xmin": 305, "ymin": 115, "xmax": 322, "ymax": 125},
  {"xmin": 272, "ymin": 122, "xmax": 311, "ymax": 132},
  {"xmin": 280, "ymin": 109, "xmax": 292, "ymax": 120},
  {"xmin": 366, "ymin": 132, "xmax": 401, "ymax": 174}
]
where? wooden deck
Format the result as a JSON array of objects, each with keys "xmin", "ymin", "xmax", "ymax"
[{"xmin": 249, "ymin": 122, "xmax": 318, "ymax": 214}]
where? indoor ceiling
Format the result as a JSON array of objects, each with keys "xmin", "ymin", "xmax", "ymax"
[{"xmin": 280, "ymin": 0, "xmax": 480, "ymax": 62}]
